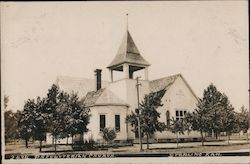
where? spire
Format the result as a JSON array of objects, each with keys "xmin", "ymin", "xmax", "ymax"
[
  {"xmin": 107, "ymin": 20, "xmax": 150, "ymax": 69},
  {"xmin": 107, "ymin": 31, "xmax": 150, "ymax": 68},
  {"xmin": 107, "ymin": 15, "xmax": 150, "ymax": 81}
]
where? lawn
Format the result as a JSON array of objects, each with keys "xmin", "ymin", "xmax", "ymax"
[{"xmin": 5, "ymin": 139, "xmax": 250, "ymax": 156}]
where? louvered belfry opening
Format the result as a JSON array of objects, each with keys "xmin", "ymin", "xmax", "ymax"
[{"xmin": 94, "ymin": 69, "xmax": 102, "ymax": 91}]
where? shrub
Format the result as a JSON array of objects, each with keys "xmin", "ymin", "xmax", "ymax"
[{"xmin": 100, "ymin": 128, "xmax": 116, "ymax": 144}]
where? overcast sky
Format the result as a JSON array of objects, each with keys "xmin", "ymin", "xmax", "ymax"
[{"xmin": 1, "ymin": 1, "xmax": 249, "ymax": 112}]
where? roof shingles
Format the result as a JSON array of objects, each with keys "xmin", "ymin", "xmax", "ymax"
[
  {"xmin": 150, "ymin": 74, "xmax": 181, "ymax": 92},
  {"xmin": 84, "ymin": 88, "xmax": 105, "ymax": 107}
]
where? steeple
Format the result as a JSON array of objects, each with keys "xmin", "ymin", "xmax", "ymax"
[
  {"xmin": 107, "ymin": 31, "xmax": 150, "ymax": 69},
  {"xmin": 107, "ymin": 15, "xmax": 150, "ymax": 82}
]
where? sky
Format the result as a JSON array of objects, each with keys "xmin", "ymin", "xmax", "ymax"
[{"xmin": 1, "ymin": 1, "xmax": 249, "ymax": 112}]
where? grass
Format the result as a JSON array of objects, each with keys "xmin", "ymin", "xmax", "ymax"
[{"xmin": 5, "ymin": 139, "xmax": 250, "ymax": 156}]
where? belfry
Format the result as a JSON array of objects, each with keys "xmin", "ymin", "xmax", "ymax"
[{"xmin": 107, "ymin": 30, "xmax": 150, "ymax": 81}]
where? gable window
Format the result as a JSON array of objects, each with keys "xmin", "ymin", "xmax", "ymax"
[
  {"xmin": 115, "ymin": 115, "xmax": 120, "ymax": 132},
  {"xmin": 180, "ymin": 111, "xmax": 183, "ymax": 117},
  {"xmin": 100, "ymin": 114, "xmax": 106, "ymax": 131},
  {"xmin": 176, "ymin": 110, "xmax": 179, "ymax": 117},
  {"xmin": 176, "ymin": 110, "xmax": 187, "ymax": 121}
]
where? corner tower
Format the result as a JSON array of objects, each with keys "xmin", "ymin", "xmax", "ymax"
[{"xmin": 107, "ymin": 30, "xmax": 150, "ymax": 82}]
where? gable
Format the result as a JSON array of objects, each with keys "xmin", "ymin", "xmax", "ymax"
[
  {"xmin": 176, "ymin": 75, "xmax": 199, "ymax": 102},
  {"xmin": 166, "ymin": 75, "xmax": 199, "ymax": 106},
  {"xmin": 150, "ymin": 74, "xmax": 199, "ymax": 103}
]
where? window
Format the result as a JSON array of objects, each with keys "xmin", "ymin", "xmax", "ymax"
[
  {"xmin": 100, "ymin": 115, "xmax": 106, "ymax": 131},
  {"xmin": 175, "ymin": 110, "xmax": 187, "ymax": 121},
  {"xmin": 176, "ymin": 110, "xmax": 179, "ymax": 117},
  {"xmin": 115, "ymin": 115, "xmax": 120, "ymax": 132},
  {"xmin": 180, "ymin": 111, "xmax": 183, "ymax": 117},
  {"xmin": 184, "ymin": 111, "xmax": 187, "ymax": 116},
  {"xmin": 166, "ymin": 110, "xmax": 170, "ymax": 128}
]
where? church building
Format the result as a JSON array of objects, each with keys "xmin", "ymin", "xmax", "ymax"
[{"xmin": 47, "ymin": 29, "xmax": 200, "ymax": 144}]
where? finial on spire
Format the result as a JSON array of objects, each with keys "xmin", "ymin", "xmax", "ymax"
[{"xmin": 126, "ymin": 13, "xmax": 129, "ymax": 31}]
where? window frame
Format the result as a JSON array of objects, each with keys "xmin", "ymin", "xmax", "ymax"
[
  {"xmin": 115, "ymin": 114, "xmax": 120, "ymax": 132},
  {"xmin": 175, "ymin": 109, "xmax": 187, "ymax": 120},
  {"xmin": 100, "ymin": 114, "xmax": 106, "ymax": 131}
]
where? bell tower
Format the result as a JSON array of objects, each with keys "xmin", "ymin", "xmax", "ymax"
[
  {"xmin": 107, "ymin": 14, "xmax": 150, "ymax": 82},
  {"xmin": 106, "ymin": 17, "xmax": 151, "ymax": 140},
  {"xmin": 107, "ymin": 30, "xmax": 150, "ymax": 82}
]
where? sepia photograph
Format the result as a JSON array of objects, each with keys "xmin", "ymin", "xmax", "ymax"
[{"xmin": 1, "ymin": 1, "xmax": 249, "ymax": 164}]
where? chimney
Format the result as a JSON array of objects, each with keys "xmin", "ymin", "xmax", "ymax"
[{"xmin": 94, "ymin": 69, "xmax": 102, "ymax": 91}]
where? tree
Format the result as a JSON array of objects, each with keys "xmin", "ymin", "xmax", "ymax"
[
  {"xmin": 170, "ymin": 117, "xmax": 188, "ymax": 148},
  {"xmin": 126, "ymin": 89, "xmax": 166, "ymax": 149},
  {"xmin": 45, "ymin": 84, "xmax": 91, "ymax": 153},
  {"xmin": 63, "ymin": 93, "xmax": 91, "ymax": 146},
  {"xmin": 18, "ymin": 97, "xmax": 47, "ymax": 149},
  {"xmin": 220, "ymin": 94, "xmax": 237, "ymax": 144},
  {"xmin": 32, "ymin": 97, "xmax": 47, "ymax": 152},
  {"xmin": 4, "ymin": 110, "xmax": 20, "ymax": 142},
  {"xmin": 237, "ymin": 106, "xmax": 249, "ymax": 141},
  {"xmin": 185, "ymin": 101, "xmax": 210, "ymax": 146},
  {"xmin": 45, "ymin": 84, "xmax": 66, "ymax": 153},
  {"xmin": 201, "ymin": 84, "xmax": 224, "ymax": 139},
  {"xmin": 186, "ymin": 84, "xmax": 239, "ymax": 145},
  {"xmin": 100, "ymin": 128, "xmax": 117, "ymax": 145},
  {"xmin": 18, "ymin": 99, "xmax": 36, "ymax": 148}
]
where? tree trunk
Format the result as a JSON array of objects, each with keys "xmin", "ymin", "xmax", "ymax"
[
  {"xmin": 200, "ymin": 130, "xmax": 204, "ymax": 146},
  {"xmin": 215, "ymin": 132, "xmax": 218, "ymax": 140},
  {"xmin": 25, "ymin": 139, "xmax": 28, "ymax": 148},
  {"xmin": 39, "ymin": 140, "xmax": 42, "ymax": 152},
  {"xmin": 146, "ymin": 133, "xmax": 149, "ymax": 150},
  {"xmin": 66, "ymin": 136, "xmax": 68, "ymax": 145}
]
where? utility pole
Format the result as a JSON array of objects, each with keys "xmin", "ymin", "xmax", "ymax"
[{"xmin": 136, "ymin": 76, "xmax": 143, "ymax": 151}]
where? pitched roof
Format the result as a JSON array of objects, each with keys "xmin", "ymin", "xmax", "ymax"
[
  {"xmin": 56, "ymin": 76, "xmax": 109, "ymax": 98},
  {"xmin": 107, "ymin": 31, "xmax": 150, "ymax": 68},
  {"xmin": 84, "ymin": 88, "xmax": 129, "ymax": 107},
  {"xmin": 84, "ymin": 88, "xmax": 106, "ymax": 107},
  {"xmin": 149, "ymin": 74, "xmax": 181, "ymax": 92},
  {"xmin": 150, "ymin": 74, "xmax": 199, "ymax": 101}
]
